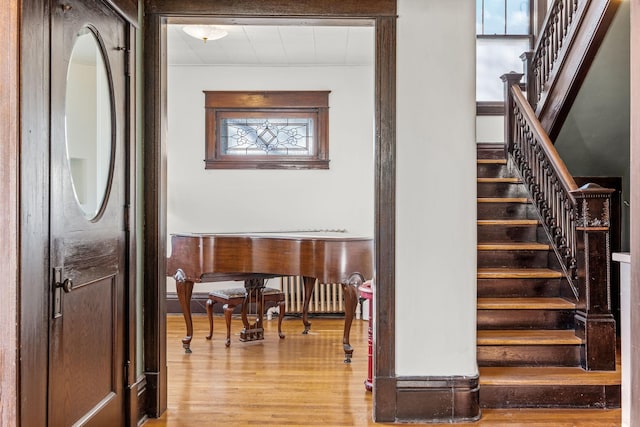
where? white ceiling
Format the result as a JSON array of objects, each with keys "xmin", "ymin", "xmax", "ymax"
[{"xmin": 167, "ymin": 24, "xmax": 374, "ymax": 66}]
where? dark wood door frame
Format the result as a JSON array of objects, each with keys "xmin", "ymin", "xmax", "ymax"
[{"xmin": 142, "ymin": 0, "xmax": 397, "ymax": 421}]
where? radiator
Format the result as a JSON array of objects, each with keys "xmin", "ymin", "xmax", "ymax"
[{"xmin": 281, "ymin": 276, "xmax": 345, "ymax": 314}]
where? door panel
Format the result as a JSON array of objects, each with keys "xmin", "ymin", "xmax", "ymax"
[{"xmin": 50, "ymin": 0, "xmax": 128, "ymax": 425}]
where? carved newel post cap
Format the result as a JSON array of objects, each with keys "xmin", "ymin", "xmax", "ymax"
[{"xmin": 500, "ymin": 72, "xmax": 524, "ymax": 83}]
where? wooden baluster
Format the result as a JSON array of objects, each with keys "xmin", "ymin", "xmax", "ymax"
[
  {"xmin": 501, "ymin": 73, "xmax": 524, "ymax": 157},
  {"xmin": 570, "ymin": 184, "xmax": 616, "ymax": 371}
]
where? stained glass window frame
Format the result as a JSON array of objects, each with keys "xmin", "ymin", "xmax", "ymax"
[{"xmin": 204, "ymin": 91, "xmax": 330, "ymax": 169}]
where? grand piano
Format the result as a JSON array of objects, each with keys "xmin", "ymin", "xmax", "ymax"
[{"xmin": 166, "ymin": 231, "xmax": 373, "ymax": 361}]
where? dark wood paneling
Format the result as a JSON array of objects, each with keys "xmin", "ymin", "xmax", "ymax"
[
  {"xmin": 19, "ymin": 0, "xmax": 51, "ymax": 425},
  {"xmin": 631, "ymin": 1, "xmax": 640, "ymax": 424},
  {"xmin": 480, "ymin": 384, "xmax": 621, "ymax": 408},
  {"xmin": 395, "ymin": 376, "xmax": 480, "ymax": 423},
  {"xmin": 145, "ymin": 0, "xmax": 396, "ymax": 16},
  {"xmin": 0, "ymin": 1, "xmax": 19, "ymax": 425}
]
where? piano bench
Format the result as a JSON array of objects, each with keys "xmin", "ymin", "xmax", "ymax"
[{"xmin": 205, "ymin": 287, "xmax": 285, "ymax": 347}]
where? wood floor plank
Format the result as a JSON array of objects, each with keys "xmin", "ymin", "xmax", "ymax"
[
  {"xmin": 478, "ymin": 197, "xmax": 530, "ymax": 203},
  {"xmin": 477, "ymin": 159, "xmax": 508, "ymax": 164},
  {"xmin": 478, "ymin": 243, "xmax": 550, "ymax": 250},
  {"xmin": 478, "ymin": 219, "xmax": 538, "ymax": 226},
  {"xmin": 477, "ymin": 297, "xmax": 575, "ymax": 310},
  {"xmin": 478, "ymin": 268, "xmax": 564, "ymax": 279},
  {"xmin": 477, "ymin": 177, "xmax": 521, "ymax": 183},
  {"xmin": 142, "ymin": 315, "xmax": 621, "ymax": 426},
  {"xmin": 478, "ymin": 330, "xmax": 583, "ymax": 345}
]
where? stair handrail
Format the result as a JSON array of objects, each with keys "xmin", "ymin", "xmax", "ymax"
[
  {"xmin": 502, "ymin": 73, "xmax": 579, "ymax": 297},
  {"xmin": 525, "ymin": 0, "xmax": 584, "ymax": 112},
  {"xmin": 522, "ymin": 0, "xmax": 621, "ymax": 139},
  {"xmin": 502, "ymin": 72, "xmax": 616, "ymax": 370}
]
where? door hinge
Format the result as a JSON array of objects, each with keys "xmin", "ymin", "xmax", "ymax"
[
  {"xmin": 124, "ymin": 204, "xmax": 130, "ymax": 232},
  {"xmin": 117, "ymin": 46, "xmax": 131, "ymax": 76},
  {"xmin": 124, "ymin": 360, "xmax": 131, "ymax": 384}
]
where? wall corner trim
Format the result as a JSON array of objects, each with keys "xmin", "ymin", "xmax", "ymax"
[{"xmin": 394, "ymin": 375, "xmax": 480, "ymax": 423}]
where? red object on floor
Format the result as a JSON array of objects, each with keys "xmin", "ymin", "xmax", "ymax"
[{"xmin": 358, "ymin": 281, "xmax": 373, "ymax": 391}]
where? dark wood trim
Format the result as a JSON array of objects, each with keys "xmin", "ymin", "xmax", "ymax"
[
  {"xmin": 0, "ymin": 1, "xmax": 20, "ymax": 425},
  {"xmin": 630, "ymin": 0, "xmax": 640, "ymax": 424},
  {"xmin": 144, "ymin": 0, "xmax": 399, "ymax": 421},
  {"xmin": 127, "ymin": 374, "xmax": 147, "ymax": 426},
  {"xmin": 145, "ymin": 0, "xmax": 396, "ymax": 17},
  {"xmin": 373, "ymin": 15, "xmax": 397, "ymax": 423},
  {"xmin": 395, "ymin": 376, "xmax": 480, "ymax": 423},
  {"xmin": 476, "ymin": 101, "xmax": 505, "ymax": 116},
  {"xmin": 125, "ymin": 22, "xmax": 140, "ymax": 425},
  {"xmin": 104, "ymin": 0, "xmax": 139, "ymax": 26},
  {"xmin": 19, "ymin": 0, "xmax": 51, "ymax": 425},
  {"xmin": 143, "ymin": 12, "xmax": 168, "ymax": 418}
]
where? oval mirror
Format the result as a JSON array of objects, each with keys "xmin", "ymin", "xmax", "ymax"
[{"xmin": 65, "ymin": 27, "xmax": 113, "ymax": 220}]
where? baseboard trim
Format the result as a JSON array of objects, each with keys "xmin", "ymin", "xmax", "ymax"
[
  {"xmin": 393, "ymin": 375, "xmax": 480, "ymax": 423},
  {"xmin": 166, "ymin": 292, "xmax": 210, "ymax": 314},
  {"xmin": 128, "ymin": 374, "xmax": 147, "ymax": 426}
]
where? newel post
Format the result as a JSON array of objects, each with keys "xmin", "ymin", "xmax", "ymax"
[
  {"xmin": 500, "ymin": 72, "xmax": 524, "ymax": 158},
  {"xmin": 520, "ymin": 51, "xmax": 535, "ymax": 108},
  {"xmin": 571, "ymin": 183, "xmax": 617, "ymax": 371}
]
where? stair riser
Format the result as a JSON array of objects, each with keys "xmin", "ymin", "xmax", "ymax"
[
  {"xmin": 479, "ymin": 384, "xmax": 620, "ymax": 409},
  {"xmin": 477, "ymin": 182, "xmax": 528, "ymax": 198},
  {"xmin": 477, "ymin": 202, "xmax": 537, "ymax": 219},
  {"xmin": 478, "ymin": 345, "xmax": 581, "ymax": 367},
  {"xmin": 477, "ymin": 225, "xmax": 540, "ymax": 242},
  {"xmin": 478, "ymin": 250, "xmax": 550, "ymax": 268},
  {"xmin": 477, "ymin": 145, "xmax": 505, "ymax": 160},
  {"xmin": 477, "ymin": 310, "xmax": 575, "ymax": 330},
  {"xmin": 477, "ymin": 163, "xmax": 515, "ymax": 178},
  {"xmin": 477, "ymin": 278, "xmax": 563, "ymax": 298}
]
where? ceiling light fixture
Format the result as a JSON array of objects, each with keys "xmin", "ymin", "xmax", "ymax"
[{"xmin": 182, "ymin": 25, "xmax": 228, "ymax": 43}]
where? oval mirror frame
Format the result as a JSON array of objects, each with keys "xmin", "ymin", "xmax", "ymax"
[{"xmin": 64, "ymin": 26, "xmax": 115, "ymax": 221}]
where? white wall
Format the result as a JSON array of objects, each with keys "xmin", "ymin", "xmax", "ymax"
[
  {"xmin": 396, "ymin": 0, "xmax": 478, "ymax": 376},
  {"xmin": 167, "ymin": 64, "xmax": 374, "ymax": 290}
]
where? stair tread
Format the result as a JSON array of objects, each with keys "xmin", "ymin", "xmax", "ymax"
[
  {"xmin": 479, "ymin": 366, "xmax": 620, "ymax": 386},
  {"xmin": 477, "ymin": 219, "xmax": 539, "ymax": 226},
  {"xmin": 477, "ymin": 159, "xmax": 507, "ymax": 164},
  {"xmin": 478, "ymin": 197, "xmax": 530, "ymax": 203},
  {"xmin": 478, "ymin": 330, "xmax": 582, "ymax": 345},
  {"xmin": 478, "ymin": 268, "xmax": 564, "ymax": 279},
  {"xmin": 477, "ymin": 177, "xmax": 521, "ymax": 183},
  {"xmin": 478, "ymin": 242, "xmax": 550, "ymax": 251},
  {"xmin": 477, "ymin": 297, "xmax": 576, "ymax": 310}
]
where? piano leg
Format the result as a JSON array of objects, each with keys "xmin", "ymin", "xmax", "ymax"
[
  {"xmin": 176, "ymin": 278, "xmax": 195, "ymax": 353},
  {"xmin": 301, "ymin": 276, "xmax": 316, "ymax": 334},
  {"xmin": 342, "ymin": 273, "xmax": 366, "ymax": 363},
  {"xmin": 341, "ymin": 282, "xmax": 358, "ymax": 363}
]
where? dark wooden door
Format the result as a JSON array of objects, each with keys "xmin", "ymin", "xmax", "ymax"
[{"xmin": 49, "ymin": 0, "xmax": 128, "ymax": 425}]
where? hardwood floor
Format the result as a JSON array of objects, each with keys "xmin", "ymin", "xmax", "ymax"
[{"xmin": 143, "ymin": 315, "xmax": 621, "ymax": 426}]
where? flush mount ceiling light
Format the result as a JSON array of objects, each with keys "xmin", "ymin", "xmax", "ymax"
[{"xmin": 182, "ymin": 25, "xmax": 228, "ymax": 43}]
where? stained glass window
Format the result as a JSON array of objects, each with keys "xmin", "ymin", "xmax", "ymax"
[{"xmin": 204, "ymin": 91, "xmax": 330, "ymax": 169}]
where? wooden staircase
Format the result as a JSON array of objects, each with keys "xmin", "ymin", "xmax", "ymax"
[{"xmin": 476, "ymin": 144, "xmax": 620, "ymax": 408}]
